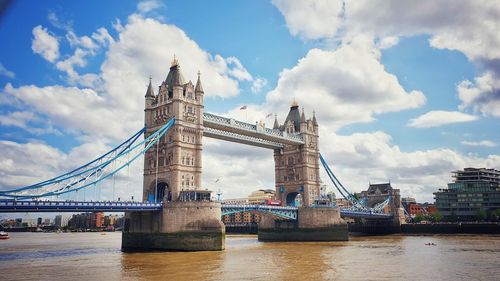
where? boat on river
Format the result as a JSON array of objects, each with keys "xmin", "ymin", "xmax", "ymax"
[{"xmin": 0, "ymin": 231, "xmax": 9, "ymax": 239}]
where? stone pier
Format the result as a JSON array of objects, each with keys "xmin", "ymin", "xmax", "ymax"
[
  {"xmin": 122, "ymin": 201, "xmax": 225, "ymax": 251},
  {"xmin": 258, "ymin": 207, "xmax": 348, "ymax": 241}
]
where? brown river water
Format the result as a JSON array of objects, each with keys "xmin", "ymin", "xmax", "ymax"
[{"xmin": 0, "ymin": 232, "xmax": 499, "ymax": 281}]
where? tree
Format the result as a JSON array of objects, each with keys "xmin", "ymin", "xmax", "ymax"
[
  {"xmin": 429, "ymin": 212, "xmax": 443, "ymax": 222},
  {"xmin": 476, "ymin": 210, "xmax": 487, "ymax": 221}
]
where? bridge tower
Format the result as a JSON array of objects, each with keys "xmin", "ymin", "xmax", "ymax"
[
  {"xmin": 274, "ymin": 101, "xmax": 320, "ymax": 206},
  {"xmin": 143, "ymin": 58, "xmax": 204, "ymax": 203},
  {"xmin": 123, "ymin": 58, "xmax": 224, "ymax": 252}
]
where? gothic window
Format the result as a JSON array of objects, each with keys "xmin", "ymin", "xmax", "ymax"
[
  {"xmin": 182, "ymin": 157, "xmax": 185, "ymax": 165},
  {"xmin": 182, "ymin": 135, "xmax": 185, "ymax": 142},
  {"xmin": 168, "ymin": 91, "xmax": 173, "ymax": 99},
  {"xmin": 295, "ymin": 175, "xmax": 299, "ymax": 181},
  {"xmin": 284, "ymin": 176, "xmax": 287, "ymax": 181}
]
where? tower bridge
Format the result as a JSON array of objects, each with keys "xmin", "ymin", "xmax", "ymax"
[{"xmin": 0, "ymin": 58, "xmax": 404, "ymax": 251}]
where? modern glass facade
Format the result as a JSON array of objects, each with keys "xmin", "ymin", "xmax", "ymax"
[{"xmin": 434, "ymin": 168, "xmax": 500, "ymax": 218}]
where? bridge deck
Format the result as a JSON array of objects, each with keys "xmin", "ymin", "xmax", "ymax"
[
  {"xmin": 0, "ymin": 200, "xmax": 162, "ymax": 212},
  {"xmin": 0, "ymin": 200, "xmax": 393, "ymax": 220}
]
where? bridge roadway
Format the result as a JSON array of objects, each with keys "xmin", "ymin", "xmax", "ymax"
[{"xmin": 0, "ymin": 200, "xmax": 393, "ymax": 220}]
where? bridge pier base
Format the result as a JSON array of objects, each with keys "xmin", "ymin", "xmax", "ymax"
[
  {"xmin": 258, "ymin": 207, "xmax": 348, "ymax": 241},
  {"xmin": 350, "ymin": 208, "xmax": 406, "ymax": 234},
  {"xmin": 122, "ymin": 201, "xmax": 225, "ymax": 251}
]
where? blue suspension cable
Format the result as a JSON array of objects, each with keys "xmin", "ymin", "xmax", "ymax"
[{"xmin": 1, "ymin": 119, "xmax": 174, "ymax": 199}]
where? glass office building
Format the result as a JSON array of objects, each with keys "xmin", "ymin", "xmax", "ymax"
[{"xmin": 434, "ymin": 168, "xmax": 500, "ymax": 218}]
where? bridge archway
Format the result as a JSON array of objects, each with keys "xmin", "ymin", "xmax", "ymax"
[
  {"xmin": 155, "ymin": 182, "xmax": 172, "ymax": 203},
  {"xmin": 286, "ymin": 192, "xmax": 303, "ymax": 207}
]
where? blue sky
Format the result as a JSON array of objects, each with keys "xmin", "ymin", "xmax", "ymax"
[{"xmin": 0, "ymin": 0, "xmax": 499, "ymax": 203}]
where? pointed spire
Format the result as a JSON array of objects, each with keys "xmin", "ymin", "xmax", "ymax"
[
  {"xmin": 301, "ymin": 107, "xmax": 306, "ymax": 123},
  {"xmin": 165, "ymin": 55, "xmax": 185, "ymax": 87},
  {"xmin": 273, "ymin": 114, "xmax": 279, "ymax": 129},
  {"xmin": 195, "ymin": 70, "xmax": 204, "ymax": 93},
  {"xmin": 145, "ymin": 75, "xmax": 155, "ymax": 98},
  {"xmin": 312, "ymin": 110, "xmax": 318, "ymax": 126},
  {"xmin": 171, "ymin": 54, "xmax": 179, "ymax": 67}
]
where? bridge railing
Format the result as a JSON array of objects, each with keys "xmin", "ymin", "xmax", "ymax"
[{"xmin": 203, "ymin": 113, "xmax": 304, "ymax": 144}]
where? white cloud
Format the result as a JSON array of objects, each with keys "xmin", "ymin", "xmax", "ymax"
[
  {"xmin": 3, "ymin": 14, "xmax": 251, "ymax": 142},
  {"xmin": 48, "ymin": 12, "xmax": 72, "ymax": 31},
  {"xmin": 31, "ymin": 25, "xmax": 60, "ymax": 62},
  {"xmin": 0, "ymin": 111, "xmax": 62, "ymax": 136},
  {"xmin": 55, "ymin": 48, "xmax": 89, "ymax": 82},
  {"xmin": 137, "ymin": 0, "xmax": 163, "ymax": 14},
  {"xmin": 272, "ymin": 0, "xmax": 344, "ymax": 40},
  {"xmin": 0, "ymin": 62, "xmax": 15, "ymax": 78},
  {"xmin": 408, "ymin": 111, "xmax": 478, "ymax": 128},
  {"xmin": 226, "ymin": 57, "xmax": 253, "ymax": 81},
  {"xmin": 266, "ymin": 37, "xmax": 425, "ymax": 129},
  {"xmin": 0, "ymin": 140, "xmax": 144, "ymax": 202},
  {"xmin": 66, "ymin": 31, "xmax": 98, "ymax": 51},
  {"xmin": 2, "ymin": 83, "xmax": 130, "ymax": 139},
  {"xmin": 319, "ymin": 130, "xmax": 500, "ymax": 201},
  {"xmin": 251, "ymin": 77, "xmax": 268, "ymax": 94},
  {"xmin": 272, "ymin": 0, "xmax": 500, "ymax": 120},
  {"xmin": 461, "ymin": 140, "xmax": 497, "ymax": 148},
  {"xmin": 0, "ymin": 111, "xmax": 38, "ymax": 128},
  {"xmin": 377, "ymin": 36, "xmax": 399, "ymax": 49},
  {"xmin": 91, "ymin": 28, "xmax": 114, "ymax": 46},
  {"xmin": 458, "ymin": 72, "xmax": 500, "ymax": 117}
]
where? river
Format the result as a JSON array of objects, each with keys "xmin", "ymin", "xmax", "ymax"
[{"xmin": 0, "ymin": 232, "xmax": 499, "ymax": 281}]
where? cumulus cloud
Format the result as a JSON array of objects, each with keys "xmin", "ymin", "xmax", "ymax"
[
  {"xmin": 2, "ymin": 83, "xmax": 130, "ymax": 139},
  {"xmin": 408, "ymin": 111, "xmax": 478, "ymax": 128},
  {"xmin": 266, "ymin": 37, "xmax": 425, "ymax": 129},
  {"xmin": 251, "ymin": 77, "xmax": 268, "ymax": 94},
  {"xmin": 0, "ymin": 140, "xmax": 144, "ymax": 201},
  {"xmin": 461, "ymin": 140, "xmax": 497, "ymax": 148},
  {"xmin": 0, "ymin": 62, "xmax": 15, "ymax": 78},
  {"xmin": 31, "ymin": 25, "xmax": 60, "ymax": 62},
  {"xmin": 319, "ymin": 130, "xmax": 500, "ymax": 201},
  {"xmin": 458, "ymin": 72, "xmax": 500, "ymax": 117},
  {"xmin": 272, "ymin": 0, "xmax": 500, "ymax": 121},
  {"xmin": 272, "ymin": 0, "xmax": 344, "ymax": 40}
]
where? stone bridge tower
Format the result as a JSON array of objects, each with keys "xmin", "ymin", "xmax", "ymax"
[
  {"xmin": 143, "ymin": 58, "xmax": 204, "ymax": 202},
  {"xmin": 273, "ymin": 101, "xmax": 321, "ymax": 206}
]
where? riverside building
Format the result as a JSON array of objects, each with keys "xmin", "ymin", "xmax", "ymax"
[{"xmin": 434, "ymin": 168, "xmax": 500, "ymax": 219}]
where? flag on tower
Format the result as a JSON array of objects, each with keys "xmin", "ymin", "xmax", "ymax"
[
  {"xmin": 265, "ymin": 113, "xmax": 273, "ymax": 118},
  {"xmin": 215, "ymin": 178, "xmax": 220, "ymax": 183},
  {"xmin": 239, "ymin": 105, "xmax": 247, "ymax": 110}
]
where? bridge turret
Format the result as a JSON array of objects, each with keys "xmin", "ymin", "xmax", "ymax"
[
  {"xmin": 143, "ymin": 56, "xmax": 205, "ymax": 203},
  {"xmin": 312, "ymin": 111, "xmax": 318, "ymax": 134},
  {"xmin": 300, "ymin": 108, "xmax": 307, "ymax": 133},
  {"xmin": 144, "ymin": 76, "xmax": 155, "ymax": 127},
  {"xmin": 275, "ymin": 100, "xmax": 321, "ymax": 207},
  {"xmin": 273, "ymin": 114, "xmax": 280, "ymax": 130}
]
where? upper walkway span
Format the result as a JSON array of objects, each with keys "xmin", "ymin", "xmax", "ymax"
[{"xmin": 203, "ymin": 113, "xmax": 304, "ymax": 149}]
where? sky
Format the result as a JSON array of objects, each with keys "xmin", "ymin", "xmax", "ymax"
[{"xmin": 0, "ymin": 0, "xmax": 499, "ymax": 204}]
